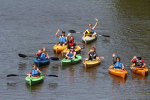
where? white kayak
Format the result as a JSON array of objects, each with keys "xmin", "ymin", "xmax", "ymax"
[{"xmin": 82, "ymin": 32, "xmax": 97, "ymax": 43}]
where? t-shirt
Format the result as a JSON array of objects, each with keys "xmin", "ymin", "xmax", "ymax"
[
  {"xmin": 132, "ymin": 59, "xmax": 145, "ymax": 64},
  {"xmin": 66, "ymin": 51, "xmax": 76, "ymax": 55}
]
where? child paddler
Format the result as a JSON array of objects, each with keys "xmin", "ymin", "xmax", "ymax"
[
  {"xmin": 83, "ymin": 18, "xmax": 98, "ymax": 37},
  {"xmin": 36, "ymin": 48, "xmax": 49, "ymax": 60},
  {"xmin": 27, "ymin": 64, "xmax": 42, "ymax": 77},
  {"xmin": 112, "ymin": 53, "xmax": 124, "ymax": 70},
  {"xmin": 131, "ymin": 55, "xmax": 146, "ymax": 68},
  {"xmin": 55, "ymin": 29, "xmax": 70, "ymax": 46},
  {"xmin": 85, "ymin": 47, "xmax": 99, "ymax": 61},
  {"xmin": 65, "ymin": 46, "xmax": 76, "ymax": 59}
]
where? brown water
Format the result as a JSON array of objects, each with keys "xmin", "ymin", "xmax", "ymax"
[{"xmin": 1, "ymin": 0, "xmax": 150, "ymax": 99}]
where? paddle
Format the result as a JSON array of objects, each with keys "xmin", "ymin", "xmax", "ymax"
[
  {"xmin": 79, "ymin": 57, "xmax": 104, "ymax": 62},
  {"xmin": 68, "ymin": 30, "xmax": 110, "ymax": 37},
  {"xmin": 18, "ymin": 54, "xmax": 59, "ymax": 60},
  {"xmin": 39, "ymin": 42, "xmax": 84, "ymax": 45},
  {"xmin": 7, "ymin": 74, "xmax": 58, "ymax": 77}
]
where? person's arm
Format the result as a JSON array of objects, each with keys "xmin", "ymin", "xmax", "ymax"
[
  {"xmin": 131, "ymin": 56, "xmax": 136, "ymax": 63},
  {"xmin": 46, "ymin": 54, "xmax": 49, "ymax": 59},
  {"xmin": 112, "ymin": 53, "xmax": 115, "ymax": 64},
  {"xmin": 37, "ymin": 68, "xmax": 42, "ymax": 74},
  {"xmin": 27, "ymin": 71, "xmax": 31, "ymax": 75},
  {"xmin": 66, "ymin": 51, "xmax": 69, "ymax": 58},
  {"xmin": 142, "ymin": 60, "xmax": 146, "ymax": 67},
  {"xmin": 83, "ymin": 30, "xmax": 86, "ymax": 37},
  {"xmin": 56, "ymin": 29, "xmax": 60, "ymax": 38},
  {"xmin": 66, "ymin": 33, "xmax": 71, "ymax": 43},
  {"xmin": 122, "ymin": 64, "xmax": 125, "ymax": 70},
  {"xmin": 92, "ymin": 18, "xmax": 98, "ymax": 30}
]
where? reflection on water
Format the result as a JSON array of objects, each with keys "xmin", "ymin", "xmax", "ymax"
[
  {"xmin": 109, "ymin": 73, "xmax": 127, "ymax": 85},
  {"xmin": 7, "ymin": 82, "xmax": 17, "ymax": 90},
  {"xmin": 18, "ymin": 63, "xmax": 27, "ymax": 71},
  {"xmin": 131, "ymin": 72, "xmax": 148, "ymax": 83},
  {"xmin": 81, "ymin": 67, "xmax": 99, "ymax": 82},
  {"xmin": 26, "ymin": 82, "xmax": 43, "ymax": 98}
]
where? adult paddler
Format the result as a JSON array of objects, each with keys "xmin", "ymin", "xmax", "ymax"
[
  {"xmin": 55, "ymin": 29, "xmax": 70, "ymax": 46},
  {"xmin": 83, "ymin": 18, "xmax": 98, "ymax": 37}
]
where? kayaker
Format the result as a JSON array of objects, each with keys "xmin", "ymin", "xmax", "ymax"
[
  {"xmin": 65, "ymin": 46, "xmax": 76, "ymax": 59},
  {"xmin": 112, "ymin": 53, "xmax": 125, "ymax": 70},
  {"xmin": 37, "ymin": 48, "xmax": 49, "ymax": 60},
  {"xmin": 83, "ymin": 18, "xmax": 98, "ymax": 37},
  {"xmin": 67, "ymin": 35, "xmax": 76, "ymax": 49},
  {"xmin": 55, "ymin": 29, "xmax": 70, "ymax": 46},
  {"xmin": 86, "ymin": 47, "xmax": 97, "ymax": 61},
  {"xmin": 131, "ymin": 55, "xmax": 146, "ymax": 68},
  {"xmin": 27, "ymin": 64, "xmax": 42, "ymax": 77}
]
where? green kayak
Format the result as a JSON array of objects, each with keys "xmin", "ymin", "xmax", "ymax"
[
  {"xmin": 25, "ymin": 75, "xmax": 44, "ymax": 86},
  {"xmin": 61, "ymin": 54, "xmax": 82, "ymax": 66}
]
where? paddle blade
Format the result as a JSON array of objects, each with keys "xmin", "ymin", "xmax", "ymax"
[
  {"xmin": 50, "ymin": 57, "xmax": 59, "ymax": 60},
  {"xmin": 46, "ymin": 75, "xmax": 58, "ymax": 77},
  {"xmin": 18, "ymin": 54, "xmax": 28, "ymax": 58},
  {"xmin": 101, "ymin": 35, "xmax": 110, "ymax": 37},
  {"xmin": 100, "ymin": 57, "xmax": 104, "ymax": 59},
  {"xmin": 7, "ymin": 74, "xmax": 19, "ymax": 77},
  {"xmin": 68, "ymin": 30, "xmax": 76, "ymax": 33}
]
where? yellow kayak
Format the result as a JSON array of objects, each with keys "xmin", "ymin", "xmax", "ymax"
[
  {"xmin": 53, "ymin": 43, "xmax": 68, "ymax": 54},
  {"xmin": 82, "ymin": 57, "xmax": 101, "ymax": 68},
  {"xmin": 61, "ymin": 45, "xmax": 81, "ymax": 56}
]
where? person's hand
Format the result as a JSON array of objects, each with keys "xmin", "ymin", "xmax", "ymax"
[
  {"xmin": 38, "ymin": 50, "xmax": 41, "ymax": 53},
  {"xmin": 142, "ymin": 65, "xmax": 144, "ymax": 68},
  {"xmin": 90, "ymin": 49, "xmax": 93, "ymax": 52},
  {"xmin": 68, "ymin": 33, "xmax": 71, "ymax": 36},
  {"xmin": 112, "ymin": 53, "xmax": 115, "ymax": 57},
  {"xmin": 57, "ymin": 29, "xmax": 60, "ymax": 33},
  {"xmin": 133, "ymin": 56, "xmax": 137, "ymax": 59},
  {"xmin": 95, "ymin": 18, "xmax": 98, "ymax": 22}
]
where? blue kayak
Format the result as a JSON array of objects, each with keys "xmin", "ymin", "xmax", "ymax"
[{"xmin": 34, "ymin": 58, "xmax": 50, "ymax": 67}]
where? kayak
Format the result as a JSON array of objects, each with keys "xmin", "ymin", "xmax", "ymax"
[
  {"xmin": 61, "ymin": 54, "xmax": 82, "ymax": 66},
  {"xmin": 53, "ymin": 43, "xmax": 68, "ymax": 53},
  {"xmin": 130, "ymin": 64, "xmax": 148, "ymax": 76},
  {"xmin": 61, "ymin": 45, "xmax": 81, "ymax": 56},
  {"xmin": 34, "ymin": 58, "xmax": 50, "ymax": 67},
  {"xmin": 108, "ymin": 65, "xmax": 127, "ymax": 78},
  {"xmin": 25, "ymin": 75, "xmax": 44, "ymax": 86},
  {"xmin": 82, "ymin": 57, "xmax": 101, "ymax": 68},
  {"xmin": 82, "ymin": 32, "xmax": 97, "ymax": 43}
]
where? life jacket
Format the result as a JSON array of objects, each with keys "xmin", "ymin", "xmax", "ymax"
[
  {"xmin": 89, "ymin": 52, "xmax": 97, "ymax": 60},
  {"xmin": 85, "ymin": 28, "xmax": 94, "ymax": 36},
  {"xmin": 114, "ymin": 62, "xmax": 122, "ymax": 69},
  {"xmin": 135, "ymin": 58, "xmax": 143, "ymax": 67},
  {"xmin": 59, "ymin": 36, "xmax": 66, "ymax": 43},
  {"xmin": 31, "ymin": 69, "xmax": 40, "ymax": 76},
  {"xmin": 67, "ymin": 51, "xmax": 74, "ymax": 57},
  {"xmin": 40, "ymin": 53, "xmax": 46, "ymax": 60},
  {"xmin": 68, "ymin": 39, "xmax": 74, "ymax": 45}
]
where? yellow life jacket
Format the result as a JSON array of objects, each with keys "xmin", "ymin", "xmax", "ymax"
[{"xmin": 85, "ymin": 29, "xmax": 92, "ymax": 36}]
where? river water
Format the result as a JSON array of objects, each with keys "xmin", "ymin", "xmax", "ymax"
[{"xmin": 1, "ymin": 0, "xmax": 150, "ymax": 99}]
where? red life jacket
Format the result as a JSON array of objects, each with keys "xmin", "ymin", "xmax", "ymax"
[{"xmin": 68, "ymin": 39, "xmax": 74, "ymax": 45}]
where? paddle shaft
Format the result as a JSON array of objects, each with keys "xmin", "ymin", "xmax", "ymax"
[
  {"xmin": 7, "ymin": 74, "xmax": 58, "ymax": 77},
  {"xmin": 68, "ymin": 30, "xmax": 110, "ymax": 37}
]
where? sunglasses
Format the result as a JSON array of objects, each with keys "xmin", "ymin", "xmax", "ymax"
[{"xmin": 71, "ymin": 48, "xmax": 74, "ymax": 49}]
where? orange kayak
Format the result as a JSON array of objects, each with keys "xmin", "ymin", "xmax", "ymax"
[
  {"xmin": 53, "ymin": 43, "xmax": 68, "ymax": 54},
  {"xmin": 130, "ymin": 64, "xmax": 148, "ymax": 76},
  {"xmin": 108, "ymin": 65, "xmax": 127, "ymax": 78}
]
